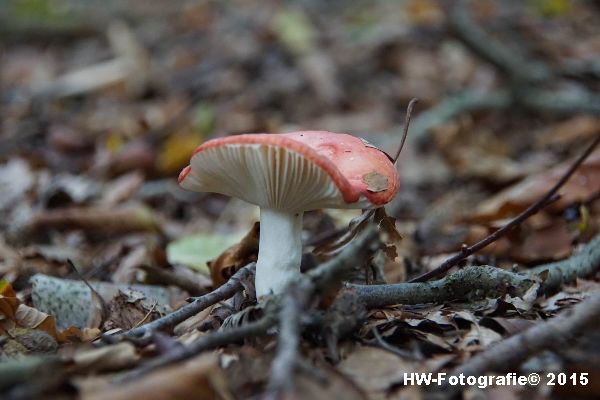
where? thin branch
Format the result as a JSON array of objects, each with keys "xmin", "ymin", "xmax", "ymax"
[
  {"xmin": 440, "ymin": 290, "xmax": 600, "ymax": 393},
  {"xmin": 115, "ymin": 263, "xmax": 255, "ymax": 342},
  {"xmin": 118, "ymin": 313, "xmax": 277, "ymax": 383},
  {"xmin": 393, "ymin": 98, "xmax": 419, "ymax": 164},
  {"xmin": 308, "ymin": 224, "xmax": 379, "ymax": 291},
  {"xmin": 264, "ymin": 282, "xmax": 311, "ymax": 399},
  {"xmin": 369, "ymin": 327, "xmax": 419, "ymax": 360},
  {"xmin": 351, "ymin": 233, "xmax": 600, "ymax": 308},
  {"xmin": 410, "ymin": 131, "xmax": 600, "ymax": 283}
]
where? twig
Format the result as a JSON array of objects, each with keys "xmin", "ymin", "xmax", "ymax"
[
  {"xmin": 440, "ymin": 290, "xmax": 600, "ymax": 393},
  {"xmin": 351, "ymin": 233, "xmax": 600, "ymax": 308},
  {"xmin": 264, "ymin": 282, "xmax": 311, "ymax": 400},
  {"xmin": 116, "ymin": 263, "xmax": 255, "ymax": 342},
  {"xmin": 393, "ymin": 98, "xmax": 419, "ymax": 164},
  {"xmin": 118, "ymin": 312, "xmax": 277, "ymax": 383},
  {"xmin": 67, "ymin": 259, "xmax": 107, "ymax": 326},
  {"xmin": 370, "ymin": 327, "xmax": 419, "ymax": 360},
  {"xmin": 410, "ymin": 131, "xmax": 600, "ymax": 283},
  {"xmin": 352, "ymin": 265, "xmax": 533, "ymax": 308},
  {"xmin": 308, "ymin": 225, "xmax": 379, "ymax": 291}
]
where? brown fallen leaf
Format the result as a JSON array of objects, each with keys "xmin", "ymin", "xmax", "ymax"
[
  {"xmin": 73, "ymin": 342, "xmax": 139, "ymax": 373},
  {"xmin": 14, "ymin": 304, "xmax": 82, "ymax": 343},
  {"xmin": 337, "ymin": 346, "xmax": 415, "ymax": 394},
  {"xmin": 1, "ymin": 280, "xmax": 84, "ymax": 343},
  {"xmin": 83, "ymin": 353, "xmax": 231, "ymax": 400},
  {"xmin": 469, "ymin": 148, "xmax": 600, "ymax": 222},
  {"xmin": 208, "ymin": 222, "xmax": 259, "ymax": 288},
  {"xmin": 102, "ymin": 289, "xmax": 164, "ymax": 331},
  {"xmin": 0, "ymin": 279, "xmax": 19, "ymax": 323}
]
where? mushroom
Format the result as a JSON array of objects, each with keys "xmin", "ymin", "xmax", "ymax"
[{"xmin": 179, "ymin": 131, "xmax": 400, "ymax": 297}]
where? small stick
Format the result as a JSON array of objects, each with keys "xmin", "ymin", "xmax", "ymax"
[
  {"xmin": 264, "ymin": 283, "xmax": 310, "ymax": 399},
  {"xmin": 67, "ymin": 259, "xmax": 107, "ymax": 326},
  {"xmin": 114, "ymin": 263, "xmax": 255, "ymax": 343},
  {"xmin": 370, "ymin": 327, "xmax": 419, "ymax": 360},
  {"xmin": 393, "ymin": 98, "xmax": 419, "ymax": 164},
  {"xmin": 410, "ymin": 131, "xmax": 600, "ymax": 283}
]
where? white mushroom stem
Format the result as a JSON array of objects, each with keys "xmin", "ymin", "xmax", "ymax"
[{"xmin": 255, "ymin": 208, "xmax": 303, "ymax": 297}]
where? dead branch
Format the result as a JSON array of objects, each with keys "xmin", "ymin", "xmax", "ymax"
[
  {"xmin": 308, "ymin": 225, "xmax": 379, "ymax": 291},
  {"xmin": 264, "ymin": 282, "xmax": 311, "ymax": 400},
  {"xmin": 529, "ymin": 233, "xmax": 600, "ymax": 293},
  {"xmin": 410, "ymin": 131, "xmax": 600, "ymax": 283},
  {"xmin": 118, "ymin": 312, "xmax": 278, "ymax": 383},
  {"xmin": 441, "ymin": 290, "xmax": 600, "ymax": 392},
  {"xmin": 117, "ymin": 263, "xmax": 255, "ymax": 342},
  {"xmin": 351, "ymin": 265, "xmax": 533, "ymax": 308},
  {"xmin": 350, "ymin": 233, "xmax": 600, "ymax": 308}
]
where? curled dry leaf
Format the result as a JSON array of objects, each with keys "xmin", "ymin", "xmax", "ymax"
[
  {"xmin": 102, "ymin": 289, "xmax": 165, "ymax": 331},
  {"xmin": 14, "ymin": 304, "xmax": 82, "ymax": 342},
  {"xmin": 208, "ymin": 222, "xmax": 259, "ymax": 288},
  {"xmin": 1, "ymin": 280, "xmax": 83, "ymax": 343}
]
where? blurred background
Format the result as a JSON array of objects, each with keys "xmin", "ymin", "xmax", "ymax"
[{"xmin": 2, "ymin": 0, "xmax": 599, "ymax": 275}]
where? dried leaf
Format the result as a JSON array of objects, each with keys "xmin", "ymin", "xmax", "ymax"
[
  {"xmin": 31, "ymin": 274, "xmax": 171, "ymax": 330},
  {"xmin": 102, "ymin": 289, "xmax": 164, "ymax": 331},
  {"xmin": 0, "ymin": 279, "xmax": 19, "ymax": 322},
  {"xmin": 362, "ymin": 171, "xmax": 389, "ymax": 193},
  {"xmin": 470, "ymin": 149, "xmax": 600, "ymax": 222},
  {"xmin": 208, "ymin": 222, "xmax": 259, "ymax": 288},
  {"xmin": 14, "ymin": 304, "xmax": 81, "ymax": 343},
  {"xmin": 338, "ymin": 346, "xmax": 414, "ymax": 393},
  {"xmin": 84, "ymin": 353, "xmax": 231, "ymax": 400},
  {"xmin": 313, "ymin": 210, "xmax": 374, "ymax": 256},
  {"xmin": 0, "ymin": 159, "xmax": 34, "ymax": 212},
  {"xmin": 73, "ymin": 342, "xmax": 139, "ymax": 372}
]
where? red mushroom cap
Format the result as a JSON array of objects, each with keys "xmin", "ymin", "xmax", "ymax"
[{"xmin": 179, "ymin": 131, "xmax": 399, "ymax": 211}]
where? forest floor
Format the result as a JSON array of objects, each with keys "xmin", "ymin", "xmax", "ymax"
[{"xmin": 1, "ymin": 1, "xmax": 600, "ymax": 399}]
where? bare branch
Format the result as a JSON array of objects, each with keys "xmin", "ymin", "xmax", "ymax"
[
  {"xmin": 114, "ymin": 263, "xmax": 255, "ymax": 342},
  {"xmin": 351, "ymin": 233, "xmax": 600, "ymax": 308}
]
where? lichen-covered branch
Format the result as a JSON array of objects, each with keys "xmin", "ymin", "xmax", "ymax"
[{"xmin": 350, "ymin": 233, "xmax": 600, "ymax": 308}]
